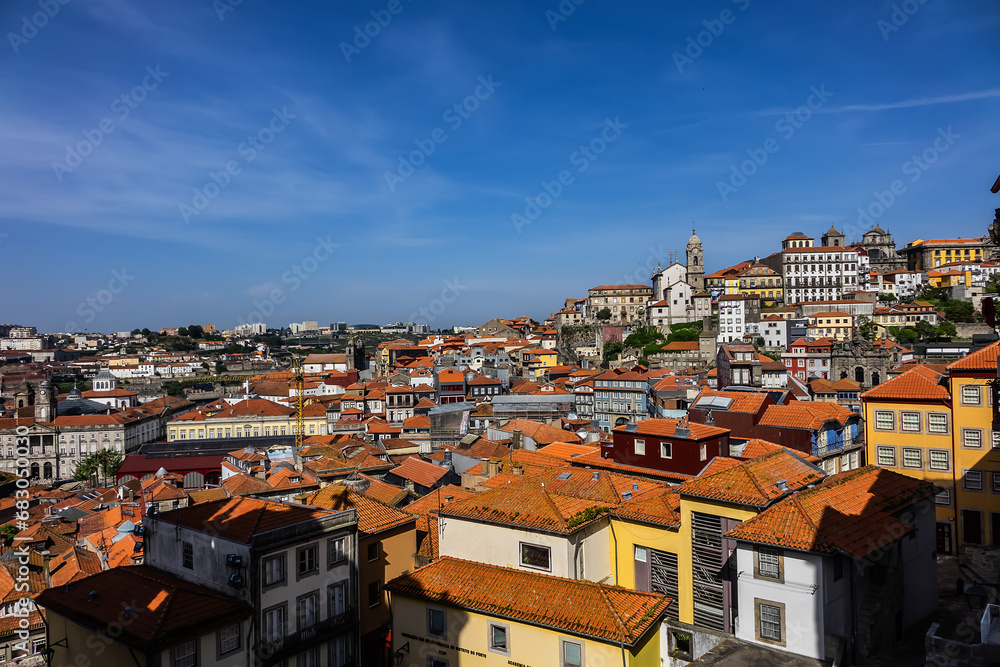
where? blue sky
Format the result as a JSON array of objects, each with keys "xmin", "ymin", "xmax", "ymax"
[{"xmin": 2, "ymin": 0, "xmax": 998, "ymax": 332}]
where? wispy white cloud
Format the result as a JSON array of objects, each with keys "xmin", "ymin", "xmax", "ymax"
[{"xmin": 756, "ymin": 88, "xmax": 1000, "ymax": 116}]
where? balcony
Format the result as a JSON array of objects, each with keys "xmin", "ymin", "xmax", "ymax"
[{"xmin": 257, "ymin": 607, "xmax": 357, "ymax": 664}]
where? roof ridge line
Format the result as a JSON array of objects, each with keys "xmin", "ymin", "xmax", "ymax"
[
  {"xmin": 788, "ymin": 493, "xmax": 818, "ymax": 532},
  {"xmin": 596, "ymin": 584, "xmax": 629, "ymax": 643}
]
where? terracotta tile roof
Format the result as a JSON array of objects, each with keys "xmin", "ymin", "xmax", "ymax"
[
  {"xmin": 211, "ymin": 398, "xmax": 295, "ymax": 419},
  {"xmin": 947, "ymin": 340, "xmax": 1000, "ymax": 372},
  {"xmin": 534, "ymin": 443, "xmax": 601, "ymax": 461},
  {"xmin": 566, "ymin": 450, "xmax": 693, "ymax": 483},
  {"xmin": 49, "ymin": 547, "xmax": 103, "ymax": 587},
  {"xmin": 390, "ymin": 457, "xmax": 450, "ymax": 487},
  {"xmin": 692, "ymin": 388, "xmax": 770, "ymax": 414},
  {"xmin": 612, "ymin": 487, "xmax": 681, "ymax": 528},
  {"xmin": 153, "ymin": 496, "xmax": 346, "ymax": 543},
  {"xmin": 614, "ymin": 417, "xmax": 729, "ymax": 441},
  {"xmin": 297, "ymin": 485, "xmax": 414, "ymax": 535},
  {"xmin": 441, "ymin": 466, "xmax": 668, "ymax": 534},
  {"xmin": 404, "ymin": 485, "xmax": 479, "ymax": 518},
  {"xmin": 386, "ymin": 557, "xmax": 670, "ymax": 646},
  {"xmin": 466, "ymin": 449, "xmax": 565, "ymax": 479},
  {"xmin": 735, "ymin": 438, "xmax": 821, "ymax": 463},
  {"xmin": 221, "ymin": 473, "xmax": 274, "ymax": 497},
  {"xmin": 266, "ymin": 466, "xmax": 319, "ymax": 491},
  {"xmin": 187, "ymin": 487, "xmax": 230, "ymax": 505},
  {"xmin": 403, "ymin": 415, "xmax": 431, "ymax": 429},
  {"xmin": 35, "ymin": 565, "xmax": 253, "ymax": 652},
  {"xmin": 660, "ymin": 341, "xmax": 700, "ymax": 352},
  {"xmin": 725, "ymin": 466, "xmax": 936, "ymax": 557},
  {"xmin": 757, "ymin": 402, "xmax": 856, "ymax": 430},
  {"xmin": 698, "ymin": 457, "xmax": 743, "ymax": 476},
  {"xmin": 355, "ymin": 474, "xmax": 410, "ymax": 507},
  {"xmin": 415, "ymin": 514, "xmax": 439, "ymax": 560},
  {"xmin": 498, "ymin": 419, "xmax": 582, "ymax": 445},
  {"xmin": 861, "ymin": 364, "xmax": 950, "ymax": 401},
  {"xmin": 678, "ymin": 450, "xmax": 825, "ymax": 508}
]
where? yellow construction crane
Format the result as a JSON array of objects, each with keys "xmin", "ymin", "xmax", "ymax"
[{"xmin": 292, "ymin": 356, "xmax": 305, "ymax": 472}]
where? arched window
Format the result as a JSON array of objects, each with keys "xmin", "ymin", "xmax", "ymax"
[
  {"xmin": 855, "ymin": 367, "xmax": 865, "ymax": 384},
  {"xmin": 30, "ymin": 463, "xmax": 39, "ymax": 479},
  {"xmin": 43, "ymin": 462, "xmax": 53, "ymax": 479},
  {"xmin": 871, "ymin": 372, "xmax": 881, "ymax": 386}
]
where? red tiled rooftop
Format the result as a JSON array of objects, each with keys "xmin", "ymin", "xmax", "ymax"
[
  {"xmin": 725, "ymin": 466, "xmax": 935, "ymax": 557},
  {"xmin": 677, "ymin": 450, "xmax": 825, "ymax": 508},
  {"xmin": 861, "ymin": 364, "xmax": 950, "ymax": 402},
  {"xmin": 152, "ymin": 496, "xmax": 345, "ymax": 543},
  {"xmin": 385, "ymin": 557, "xmax": 670, "ymax": 646}
]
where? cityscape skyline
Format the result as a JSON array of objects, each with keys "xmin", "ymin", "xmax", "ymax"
[{"xmin": 2, "ymin": 0, "xmax": 998, "ymax": 332}]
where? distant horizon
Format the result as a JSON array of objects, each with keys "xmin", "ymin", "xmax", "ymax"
[{"xmin": 2, "ymin": 0, "xmax": 998, "ymax": 332}]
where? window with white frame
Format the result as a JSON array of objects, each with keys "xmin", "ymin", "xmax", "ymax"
[
  {"xmin": 519, "ymin": 543, "xmax": 551, "ymax": 571},
  {"xmin": 963, "ymin": 429, "xmax": 983, "ymax": 449},
  {"xmin": 962, "ymin": 385, "xmax": 981, "ymax": 405},
  {"xmin": 561, "ymin": 639, "xmax": 583, "ymax": 667},
  {"xmin": 660, "ymin": 441, "xmax": 672, "ymax": 459},
  {"xmin": 901, "ymin": 412, "xmax": 920, "ymax": 432},
  {"xmin": 928, "ymin": 413, "xmax": 948, "ymax": 433},
  {"xmin": 993, "ymin": 472, "xmax": 1000, "ymax": 493},
  {"xmin": 902, "ymin": 448, "xmax": 922, "ymax": 469},
  {"xmin": 964, "ymin": 469, "xmax": 984, "ymax": 492},
  {"xmin": 758, "ymin": 602, "xmax": 782, "ymax": 642},
  {"xmin": 634, "ymin": 438, "xmax": 645, "ymax": 456},
  {"xmin": 488, "ymin": 622, "xmax": 510, "ymax": 655},
  {"xmin": 874, "ymin": 411, "xmax": 894, "ymax": 430},
  {"xmin": 263, "ymin": 555, "xmax": 285, "ymax": 586},
  {"xmin": 264, "ymin": 605, "xmax": 284, "ymax": 643},
  {"xmin": 297, "ymin": 593, "xmax": 317, "ymax": 631},
  {"xmin": 173, "ymin": 639, "xmax": 197, "ymax": 667},
  {"xmin": 328, "ymin": 536, "xmax": 347, "ymax": 566},
  {"xmin": 218, "ymin": 624, "xmax": 240, "ymax": 655},
  {"xmin": 876, "ymin": 446, "xmax": 895, "ymax": 467},
  {"xmin": 929, "ymin": 449, "xmax": 950, "ymax": 471},
  {"xmin": 935, "ymin": 488, "xmax": 951, "ymax": 506},
  {"xmin": 757, "ymin": 547, "xmax": 781, "ymax": 579}
]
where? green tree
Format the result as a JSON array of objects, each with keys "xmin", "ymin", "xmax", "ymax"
[
  {"xmin": 0, "ymin": 524, "xmax": 18, "ymax": 544},
  {"xmin": 915, "ymin": 320, "xmax": 938, "ymax": 341},
  {"xmin": 943, "ymin": 300, "xmax": 974, "ymax": 323},
  {"xmin": 877, "ymin": 293, "xmax": 897, "ymax": 302},
  {"xmin": 897, "ymin": 327, "xmax": 919, "ymax": 344},
  {"xmin": 130, "ymin": 328, "xmax": 141, "ymax": 335},
  {"xmin": 74, "ymin": 449, "xmax": 123, "ymax": 487},
  {"xmin": 938, "ymin": 320, "xmax": 957, "ymax": 338},
  {"xmin": 141, "ymin": 328, "xmax": 152, "ymax": 337},
  {"xmin": 602, "ymin": 341, "xmax": 623, "ymax": 364},
  {"xmin": 596, "ymin": 308, "xmax": 612, "ymax": 321},
  {"xmin": 187, "ymin": 325, "xmax": 204, "ymax": 339},
  {"xmin": 623, "ymin": 326, "xmax": 666, "ymax": 355}
]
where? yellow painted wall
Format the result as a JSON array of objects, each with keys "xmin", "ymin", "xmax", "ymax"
[
  {"xmin": 389, "ymin": 594, "xmax": 660, "ymax": 667},
  {"xmin": 361, "ymin": 525, "xmax": 417, "ymax": 637},
  {"xmin": 863, "ymin": 398, "xmax": 956, "ymax": 527},
  {"xmin": 676, "ymin": 497, "xmax": 755, "ymax": 625},
  {"xmin": 608, "ymin": 518, "xmax": 681, "ymax": 589},
  {"xmin": 949, "ymin": 374, "xmax": 1000, "ymax": 546},
  {"xmin": 45, "ymin": 614, "xmax": 148, "ymax": 667}
]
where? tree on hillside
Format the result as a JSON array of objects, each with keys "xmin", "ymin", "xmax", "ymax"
[
  {"xmin": 856, "ymin": 315, "xmax": 878, "ymax": 342},
  {"xmin": 596, "ymin": 308, "xmax": 612, "ymax": 321},
  {"xmin": 187, "ymin": 325, "xmax": 204, "ymax": 339}
]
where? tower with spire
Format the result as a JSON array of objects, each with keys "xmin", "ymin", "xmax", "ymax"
[{"xmin": 686, "ymin": 228, "xmax": 705, "ymax": 292}]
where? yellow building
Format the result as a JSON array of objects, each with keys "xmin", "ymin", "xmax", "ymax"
[
  {"xmin": 946, "ymin": 345, "xmax": 1000, "ymax": 548},
  {"xmin": 807, "ymin": 311, "xmax": 854, "ymax": 342},
  {"xmin": 609, "ymin": 450, "xmax": 825, "ymax": 635},
  {"xmin": 862, "ymin": 365, "xmax": 957, "ymax": 554},
  {"xmin": 737, "ymin": 263, "xmax": 784, "ymax": 306},
  {"xmin": 862, "ymin": 344, "xmax": 1000, "ymax": 551},
  {"xmin": 386, "ymin": 557, "xmax": 668, "ymax": 667},
  {"xmin": 927, "ymin": 268, "xmax": 972, "ymax": 289},
  {"xmin": 166, "ymin": 398, "xmax": 328, "ymax": 441},
  {"xmin": 705, "ymin": 262, "xmax": 751, "ymax": 297}
]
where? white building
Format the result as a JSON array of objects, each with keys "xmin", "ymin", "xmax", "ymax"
[
  {"xmin": 764, "ymin": 232, "xmax": 862, "ymax": 304},
  {"xmin": 728, "ymin": 467, "xmax": 937, "ymax": 662},
  {"xmin": 760, "ymin": 315, "xmax": 788, "ymax": 350}
]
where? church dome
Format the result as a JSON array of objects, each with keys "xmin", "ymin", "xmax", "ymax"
[
  {"xmin": 68, "ymin": 387, "xmax": 82, "ymax": 399},
  {"xmin": 687, "ymin": 228, "xmax": 702, "ymax": 246}
]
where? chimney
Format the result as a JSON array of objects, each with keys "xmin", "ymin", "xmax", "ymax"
[
  {"xmin": 591, "ymin": 471, "xmax": 599, "ymax": 481},
  {"xmin": 486, "ymin": 458, "xmax": 500, "ymax": 477},
  {"xmin": 775, "ymin": 479, "xmax": 787, "ymax": 492},
  {"xmin": 443, "ymin": 450, "xmax": 454, "ymax": 472},
  {"xmin": 511, "ymin": 464, "xmax": 524, "ymax": 476},
  {"xmin": 511, "ymin": 430, "xmax": 523, "ymax": 450}
]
